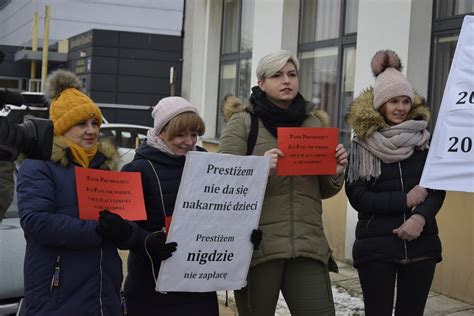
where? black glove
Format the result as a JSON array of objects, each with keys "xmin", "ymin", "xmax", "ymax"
[
  {"xmin": 96, "ymin": 210, "xmax": 132, "ymax": 243},
  {"xmin": 250, "ymin": 229, "xmax": 263, "ymax": 250},
  {"xmin": 145, "ymin": 231, "xmax": 178, "ymax": 261}
]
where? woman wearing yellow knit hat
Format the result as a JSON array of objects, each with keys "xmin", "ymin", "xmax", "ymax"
[{"xmin": 17, "ymin": 69, "xmax": 138, "ymax": 315}]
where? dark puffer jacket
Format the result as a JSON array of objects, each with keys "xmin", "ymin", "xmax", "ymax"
[
  {"xmin": 122, "ymin": 143, "xmax": 218, "ymax": 316},
  {"xmin": 17, "ymin": 136, "xmax": 138, "ymax": 316},
  {"xmin": 345, "ymin": 89, "xmax": 446, "ymax": 267}
]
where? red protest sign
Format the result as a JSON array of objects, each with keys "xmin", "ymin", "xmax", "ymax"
[
  {"xmin": 75, "ymin": 167, "xmax": 147, "ymax": 220},
  {"xmin": 277, "ymin": 127, "xmax": 338, "ymax": 176}
]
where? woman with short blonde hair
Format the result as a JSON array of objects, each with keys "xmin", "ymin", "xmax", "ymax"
[{"xmin": 219, "ymin": 50, "xmax": 348, "ymax": 315}]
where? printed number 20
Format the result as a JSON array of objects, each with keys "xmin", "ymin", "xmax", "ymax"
[
  {"xmin": 448, "ymin": 137, "xmax": 472, "ymax": 153},
  {"xmin": 456, "ymin": 91, "xmax": 474, "ymax": 104}
]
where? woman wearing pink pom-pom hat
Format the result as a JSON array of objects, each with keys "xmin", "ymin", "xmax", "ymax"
[{"xmin": 345, "ymin": 50, "xmax": 446, "ymax": 316}]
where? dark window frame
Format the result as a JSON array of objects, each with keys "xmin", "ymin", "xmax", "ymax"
[
  {"xmin": 297, "ymin": 0, "xmax": 358, "ymax": 148},
  {"xmin": 216, "ymin": 0, "xmax": 253, "ymax": 136},
  {"xmin": 428, "ymin": 2, "xmax": 473, "ymax": 130}
]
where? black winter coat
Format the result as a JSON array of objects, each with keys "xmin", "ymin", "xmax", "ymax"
[
  {"xmin": 121, "ymin": 143, "xmax": 218, "ymax": 316},
  {"xmin": 345, "ymin": 149, "xmax": 446, "ymax": 267}
]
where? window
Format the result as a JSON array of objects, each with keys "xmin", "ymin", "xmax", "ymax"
[
  {"xmin": 0, "ymin": 77, "xmax": 24, "ymax": 91},
  {"xmin": 100, "ymin": 125, "xmax": 150, "ymax": 149},
  {"xmin": 430, "ymin": 33, "xmax": 458, "ymax": 127},
  {"xmin": 217, "ymin": 0, "xmax": 254, "ymax": 136},
  {"xmin": 429, "ymin": 1, "xmax": 473, "ymax": 130},
  {"xmin": 435, "ymin": 0, "xmax": 474, "ymax": 18},
  {"xmin": 298, "ymin": 0, "xmax": 358, "ymax": 148}
]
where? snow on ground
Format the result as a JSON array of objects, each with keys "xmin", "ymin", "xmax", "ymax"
[{"xmin": 218, "ymin": 286, "xmax": 364, "ymax": 315}]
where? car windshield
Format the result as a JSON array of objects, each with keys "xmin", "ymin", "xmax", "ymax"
[
  {"xmin": 3, "ymin": 169, "xmax": 19, "ymax": 220},
  {"xmin": 100, "ymin": 125, "xmax": 150, "ymax": 149}
]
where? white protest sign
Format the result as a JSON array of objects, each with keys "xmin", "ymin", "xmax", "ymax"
[
  {"xmin": 420, "ymin": 15, "xmax": 474, "ymax": 193},
  {"xmin": 156, "ymin": 152, "xmax": 270, "ymax": 292}
]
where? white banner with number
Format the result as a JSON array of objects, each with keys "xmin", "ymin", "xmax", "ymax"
[
  {"xmin": 420, "ymin": 15, "xmax": 474, "ymax": 192},
  {"xmin": 156, "ymin": 152, "xmax": 270, "ymax": 292}
]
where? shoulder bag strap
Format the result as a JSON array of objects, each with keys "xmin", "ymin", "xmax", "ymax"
[
  {"xmin": 145, "ymin": 159, "xmax": 167, "ymax": 222},
  {"xmin": 246, "ymin": 110, "xmax": 258, "ymax": 155}
]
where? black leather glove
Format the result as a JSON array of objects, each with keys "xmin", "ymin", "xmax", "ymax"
[
  {"xmin": 96, "ymin": 210, "xmax": 132, "ymax": 243},
  {"xmin": 250, "ymin": 229, "xmax": 263, "ymax": 250},
  {"xmin": 145, "ymin": 231, "xmax": 177, "ymax": 261}
]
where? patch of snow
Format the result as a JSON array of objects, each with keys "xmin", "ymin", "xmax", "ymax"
[{"xmin": 218, "ymin": 286, "xmax": 364, "ymax": 315}]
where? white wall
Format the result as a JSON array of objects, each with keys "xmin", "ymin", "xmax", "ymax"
[
  {"xmin": 181, "ymin": 0, "xmax": 222, "ymax": 139},
  {"xmin": 407, "ymin": 0, "xmax": 433, "ymax": 97},
  {"xmin": 0, "ymin": 0, "xmax": 183, "ymax": 46},
  {"xmin": 250, "ymin": 0, "xmax": 299, "ymax": 87},
  {"xmin": 345, "ymin": 0, "xmax": 432, "ymax": 260}
]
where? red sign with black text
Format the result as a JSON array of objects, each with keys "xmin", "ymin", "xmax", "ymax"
[
  {"xmin": 75, "ymin": 167, "xmax": 147, "ymax": 220},
  {"xmin": 277, "ymin": 127, "xmax": 338, "ymax": 176}
]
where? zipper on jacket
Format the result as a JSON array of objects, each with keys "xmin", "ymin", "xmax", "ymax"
[
  {"xmin": 365, "ymin": 215, "xmax": 374, "ymax": 230},
  {"xmin": 49, "ymin": 255, "xmax": 61, "ymax": 292},
  {"xmin": 398, "ymin": 162, "xmax": 408, "ymax": 260},
  {"xmin": 99, "ymin": 247, "xmax": 104, "ymax": 316},
  {"xmin": 121, "ymin": 290, "xmax": 128, "ymax": 315},
  {"xmin": 289, "ymin": 177, "xmax": 295, "ymax": 257}
]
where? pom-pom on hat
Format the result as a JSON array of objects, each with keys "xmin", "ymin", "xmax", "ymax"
[
  {"xmin": 371, "ymin": 50, "xmax": 414, "ymax": 110},
  {"xmin": 45, "ymin": 69, "xmax": 102, "ymax": 135},
  {"xmin": 151, "ymin": 96, "xmax": 198, "ymax": 134}
]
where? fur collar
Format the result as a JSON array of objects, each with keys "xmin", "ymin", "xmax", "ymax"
[
  {"xmin": 310, "ymin": 109, "xmax": 330, "ymax": 128},
  {"xmin": 345, "ymin": 88, "xmax": 431, "ymax": 140},
  {"xmin": 51, "ymin": 136, "xmax": 120, "ymax": 170}
]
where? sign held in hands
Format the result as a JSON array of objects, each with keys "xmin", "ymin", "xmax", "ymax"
[
  {"xmin": 277, "ymin": 127, "xmax": 338, "ymax": 176},
  {"xmin": 156, "ymin": 152, "xmax": 270, "ymax": 292},
  {"xmin": 75, "ymin": 167, "xmax": 147, "ymax": 220}
]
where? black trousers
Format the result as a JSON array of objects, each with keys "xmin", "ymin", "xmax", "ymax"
[{"xmin": 357, "ymin": 259, "xmax": 436, "ymax": 316}]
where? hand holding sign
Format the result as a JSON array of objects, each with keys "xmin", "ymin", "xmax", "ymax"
[
  {"xmin": 335, "ymin": 143, "xmax": 349, "ymax": 175},
  {"xmin": 263, "ymin": 148, "xmax": 284, "ymax": 172},
  {"xmin": 146, "ymin": 232, "xmax": 177, "ymax": 261},
  {"xmin": 96, "ymin": 210, "xmax": 132, "ymax": 242}
]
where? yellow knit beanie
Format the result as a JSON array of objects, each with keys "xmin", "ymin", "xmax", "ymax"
[{"xmin": 45, "ymin": 69, "xmax": 102, "ymax": 135}]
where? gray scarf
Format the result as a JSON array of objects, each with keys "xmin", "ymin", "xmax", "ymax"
[{"xmin": 347, "ymin": 120, "xmax": 430, "ymax": 183}]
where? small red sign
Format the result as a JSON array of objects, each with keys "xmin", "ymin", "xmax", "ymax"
[
  {"xmin": 277, "ymin": 127, "xmax": 339, "ymax": 176},
  {"xmin": 75, "ymin": 167, "xmax": 147, "ymax": 220}
]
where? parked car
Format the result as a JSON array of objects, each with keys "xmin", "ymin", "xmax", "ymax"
[
  {"xmin": 99, "ymin": 123, "xmax": 151, "ymax": 169},
  {"xmin": 0, "ymin": 170, "xmax": 24, "ymax": 315}
]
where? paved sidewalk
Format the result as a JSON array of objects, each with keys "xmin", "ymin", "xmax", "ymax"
[{"xmin": 218, "ymin": 260, "xmax": 474, "ymax": 316}]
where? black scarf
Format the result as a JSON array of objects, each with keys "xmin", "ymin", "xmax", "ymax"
[{"xmin": 250, "ymin": 86, "xmax": 307, "ymax": 137}]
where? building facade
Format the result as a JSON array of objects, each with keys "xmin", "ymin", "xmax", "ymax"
[
  {"xmin": 0, "ymin": 0, "xmax": 185, "ymax": 124},
  {"xmin": 182, "ymin": 0, "xmax": 474, "ymax": 304}
]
